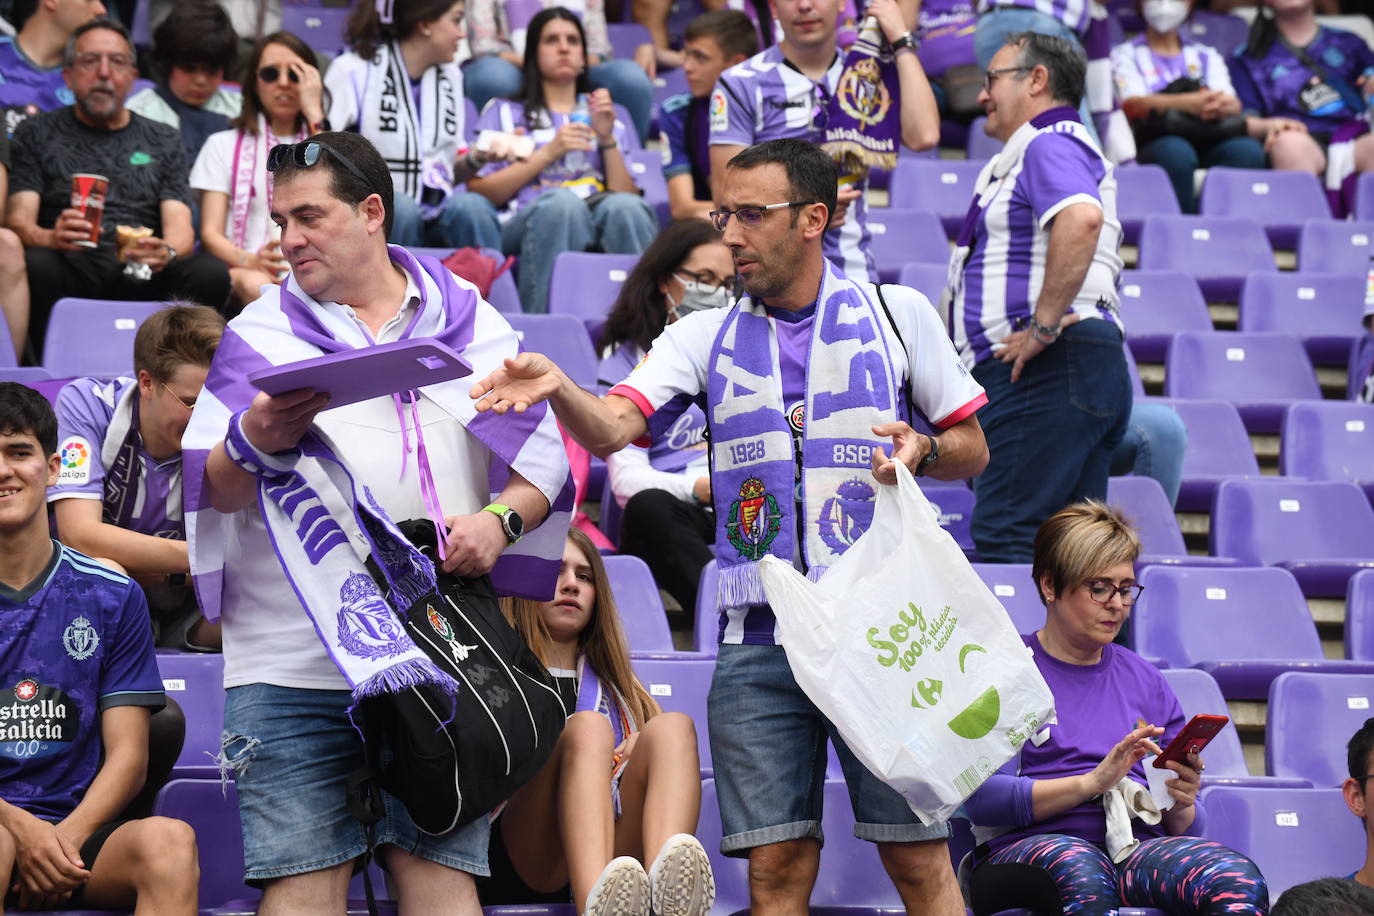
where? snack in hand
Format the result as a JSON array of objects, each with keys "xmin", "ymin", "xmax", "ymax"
[{"xmin": 115, "ymin": 224, "xmax": 153, "ymax": 262}]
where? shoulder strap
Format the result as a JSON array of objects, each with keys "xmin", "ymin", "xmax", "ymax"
[
  {"xmin": 874, "ymin": 284, "xmax": 917, "ymax": 425},
  {"xmin": 1276, "ymin": 31, "xmax": 1366, "ymax": 111}
]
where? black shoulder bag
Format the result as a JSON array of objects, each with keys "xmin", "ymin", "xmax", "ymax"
[{"xmin": 1133, "ymin": 76, "xmax": 1248, "ymax": 148}]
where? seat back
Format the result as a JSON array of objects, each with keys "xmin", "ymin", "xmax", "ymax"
[
  {"xmin": 1137, "ymin": 215, "xmax": 1274, "ymax": 302},
  {"xmin": 1348, "ymin": 570, "xmax": 1374, "ymax": 661},
  {"xmin": 156, "ymin": 652, "xmax": 226, "ymax": 779},
  {"xmin": 1199, "ymin": 167, "xmax": 1329, "ymax": 248},
  {"xmin": 1158, "ymin": 668, "xmax": 1252, "ymax": 779},
  {"xmin": 1116, "ymin": 269, "xmax": 1211, "ymax": 361},
  {"xmin": 504, "ymin": 314, "xmax": 598, "ymax": 389},
  {"xmin": 1181, "ymin": 9, "xmax": 1251, "ymax": 51},
  {"xmin": 1280, "ymin": 400, "xmax": 1374, "ymax": 488},
  {"xmin": 867, "ymin": 208, "xmax": 948, "ymax": 282},
  {"xmin": 625, "ymin": 150, "xmax": 669, "ymax": 227},
  {"xmin": 972, "ymin": 563, "xmax": 1043, "ymax": 634},
  {"xmin": 42, "ymin": 299, "xmax": 165, "ymax": 378},
  {"xmin": 1107, "ymin": 475, "xmax": 1187, "ymax": 555},
  {"xmin": 279, "ymin": 2, "xmax": 351, "ymax": 55},
  {"xmin": 694, "ymin": 560, "xmax": 719, "ymax": 656},
  {"xmin": 1267, "ymin": 672, "xmax": 1374, "ymax": 786},
  {"xmin": 154, "ymin": 779, "xmax": 257, "ymax": 909},
  {"xmin": 1149, "ymin": 398, "xmax": 1260, "ymax": 512},
  {"xmin": 602, "ymin": 554, "xmax": 673, "ymax": 653},
  {"xmin": 629, "ymin": 657, "xmax": 713, "ymax": 771},
  {"xmin": 887, "ymin": 159, "xmax": 987, "ymax": 234},
  {"xmin": 0, "ymin": 319, "xmax": 15, "ymax": 368},
  {"xmin": 411, "ymin": 246, "xmax": 520, "ymax": 313},
  {"xmin": 547, "ymin": 252, "xmax": 639, "ymax": 328},
  {"xmin": 606, "ymin": 22, "xmax": 652, "ymax": 60},
  {"xmin": 1212, "ymin": 478, "xmax": 1374, "ymax": 568},
  {"xmin": 1296, "ymin": 219, "xmax": 1374, "ymax": 275},
  {"xmin": 897, "ymin": 262, "xmax": 949, "ymax": 304},
  {"xmin": 1358, "ymin": 173, "xmax": 1374, "ymax": 221},
  {"xmin": 1133, "ymin": 566, "xmax": 1324, "ymax": 666},
  {"xmin": 1239, "ymin": 272, "xmax": 1364, "ymax": 353},
  {"xmin": 1116, "ymin": 164, "xmax": 1180, "ymax": 245},
  {"xmin": 965, "ymin": 117, "xmax": 1004, "ymax": 160},
  {"xmin": 924, "ymin": 484, "xmax": 975, "ymax": 554},
  {"xmin": 1163, "ymin": 331, "xmax": 1320, "ymax": 402}
]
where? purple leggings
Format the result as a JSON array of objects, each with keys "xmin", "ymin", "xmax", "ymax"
[{"xmin": 982, "ymin": 833, "xmax": 1269, "ymax": 915}]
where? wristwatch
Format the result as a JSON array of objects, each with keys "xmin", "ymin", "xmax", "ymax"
[
  {"xmin": 890, "ymin": 31, "xmax": 919, "ymax": 54},
  {"xmin": 915, "ymin": 435, "xmax": 939, "ymax": 476},
  {"xmin": 482, "ymin": 503, "xmax": 525, "ymax": 544},
  {"xmin": 164, "ymin": 244, "xmax": 178, "ymax": 264}
]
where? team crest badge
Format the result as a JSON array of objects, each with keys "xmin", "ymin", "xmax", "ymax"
[
  {"xmin": 835, "ymin": 57, "xmax": 892, "ymax": 127},
  {"xmin": 62, "ymin": 617, "xmax": 99, "ymax": 661},
  {"xmin": 426, "ymin": 603, "xmax": 478, "ymax": 664},
  {"xmin": 818, "ymin": 478, "xmax": 876, "ymax": 553},
  {"xmin": 726, "ymin": 477, "xmax": 782, "ymax": 560},
  {"xmin": 337, "ymin": 574, "xmax": 410, "ymax": 661}
]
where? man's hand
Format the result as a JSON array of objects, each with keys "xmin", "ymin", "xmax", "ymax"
[
  {"xmin": 869, "ymin": 421, "xmax": 928, "ymax": 484},
  {"xmin": 470, "ymin": 352, "xmax": 566, "ymax": 414},
  {"xmin": 50, "ymin": 208, "xmax": 95, "ymax": 250},
  {"xmin": 867, "ymin": 0, "xmax": 909, "ymax": 43},
  {"xmin": 5, "ymin": 809, "xmax": 90, "ymax": 903},
  {"xmin": 832, "ymin": 185, "xmax": 862, "ymax": 229},
  {"xmin": 126, "ymin": 235, "xmax": 173, "ymax": 272},
  {"xmin": 441, "ymin": 510, "xmax": 508, "ymax": 577},
  {"xmin": 998, "ymin": 313, "xmax": 1080, "ymax": 382},
  {"xmin": 240, "ymin": 388, "xmax": 330, "ymax": 454}
]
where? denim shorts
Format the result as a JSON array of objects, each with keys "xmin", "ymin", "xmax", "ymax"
[
  {"xmin": 707, "ymin": 643, "xmax": 950, "ymax": 856},
  {"xmin": 222, "ymin": 683, "xmax": 491, "ymax": 884}
]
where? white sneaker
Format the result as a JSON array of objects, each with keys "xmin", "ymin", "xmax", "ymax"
[
  {"xmin": 585, "ymin": 855, "xmax": 650, "ymax": 916},
  {"xmin": 647, "ymin": 834, "xmax": 715, "ymax": 916}
]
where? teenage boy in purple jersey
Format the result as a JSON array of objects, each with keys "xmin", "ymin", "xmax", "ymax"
[{"xmin": 0, "ymin": 381, "xmax": 198, "ymax": 914}]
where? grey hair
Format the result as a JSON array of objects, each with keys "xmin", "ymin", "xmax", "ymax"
[
  {"xmin": 62, "ymin": 17, "xmax": 137, "ymax": 69},
  {"xmin": 1006, "ymin": 31, "xmax": 1085, "ymax": 108}
]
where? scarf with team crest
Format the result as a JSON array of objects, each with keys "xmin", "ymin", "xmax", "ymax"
[{"xmin": 822, "ymin": 17, "xmax": 901, "ymax": 175}]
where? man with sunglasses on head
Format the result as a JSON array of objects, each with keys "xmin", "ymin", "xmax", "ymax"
[
  {"xmin": 183, "ymin": 131, "xmax": 569, "ymax": 916},
  {"xmin": 707, "ymin": 0, "xmax": 940, "ymax": 283},
  {"xmin": 4, "ymin": 17, "xmax": 232, "ymax": 354},
  {"xmin": 48, "ymin": 304, "xmax": 226, "ymax": 651},
  {"xmin": 471, "ymin": 137, "xmax": 988, "ymax": 914}
]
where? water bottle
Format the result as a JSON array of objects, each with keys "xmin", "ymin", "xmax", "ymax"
[{"xmin": 564, "ymin": 94, "xmax": 591, "ymax": 173}]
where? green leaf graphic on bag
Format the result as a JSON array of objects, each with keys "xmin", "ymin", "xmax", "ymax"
[{"xmin": 946, "ymin": 685, "xmax": 1001, "ymax": 740}]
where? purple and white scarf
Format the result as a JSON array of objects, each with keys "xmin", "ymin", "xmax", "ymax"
[
  {"xmin": 823, "ymin": 17, "xmax": 901, "ymax": 175},
  {"xmin": 707, "ymin": 260, "xmax": 900, "ymax": 607},
  {"xmin": 183, "ymin": 246, "xmax": 575, "ymax": 698},
  {"xmin": 575, "ymin": 657, "xmax": 636, "ymax": 816},
  {"xmin": 228, "ymin": 117, "xmax": 305, "ymax": 250}
]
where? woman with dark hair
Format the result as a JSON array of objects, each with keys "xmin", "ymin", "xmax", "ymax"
[
  {"xmin": 126, "ymin": 1, "xmax": 242, "ymax": 162},
  {"xmin": 189, "ymin": 31, "xmax": 325, "ymax": 306},
  {"xmin": 325, "ymin": 0, "xmax": 516, "ymax": 249},
  {"xmin": 596, "ymin": 219, "xmax": 732, "ymax": 616},
  {"xmin": 462, "ymin": 7, "xmax": 657, "ymax": 314}
]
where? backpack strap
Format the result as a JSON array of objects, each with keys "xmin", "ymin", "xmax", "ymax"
[
  {"xmin": 345, "ymin": 708, "xmax": 387, "ymax": 916},
  {"xmin": 873, "ymin": 283, "xmax": 917, "ymax": 425}
]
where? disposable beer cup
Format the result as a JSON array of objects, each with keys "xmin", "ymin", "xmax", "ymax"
[{"xmin": 70, "ymin": 173, "xmax": 109, "ymax": 248}]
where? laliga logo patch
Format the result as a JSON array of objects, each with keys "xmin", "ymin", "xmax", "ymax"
[
  {"xmin": 835, "ymin": 58, "xmax": 891, "ymax": 127},
  {"xmin": 709, "ymin": 90, "xmax": 728, "ymax": 133},
  {"xmin": 62, "ymin": 616, "xmax": 99, "ymax": 661},
  {"xmin": 58, "ymin": 437, "xmax": 91, "ymax": 485}
]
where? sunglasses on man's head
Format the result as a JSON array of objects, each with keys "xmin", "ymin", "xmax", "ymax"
[
  {"xmin": 258, "ymin": 65, "xmax": 300, "ymax": 84},
  {"xmin": 267, "ymin": 141, "xmax": 374, "ymax": 193}
]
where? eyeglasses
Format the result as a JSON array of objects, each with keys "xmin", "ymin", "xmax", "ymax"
[
  {"xmin": 675, "ymin": 268, "xmax": 728, "ymax": 290},
  {"xmin": 70, "ymin": 52, "xmax": 136, "ymax": 73},
  {"xmin": 707, "ymin": 201, "xmax": 817, "ymax": 232},
  {"xmin": 258, "ymin": 65, "xmax": 300, "ymax": 84},
  {"xmin": 983, "ymin": 65, "xmax": 1030, "ymax": 90},
  {"xmin": 159, "ymin": 381, "xmax": 198, "ymax": 410},
  {"xmin": 267, "ymin": 141, "xmax": 373, "ymax": 193},
  {"xmin": 1082, "ymin": 578, "xmax": 1145, "ymax": 607}
]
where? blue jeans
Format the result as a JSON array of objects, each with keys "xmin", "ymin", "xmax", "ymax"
[
  {"xmin": 1109, "ymin": 401, "xmax": 1188, "ymax": 507},
  {"xmin": 970, "ymin": 319, "xmax": 1132, "ymax": 563},
  {"xmin": 461, "ymin": 55, "xmax": 654, "ymax": 142},
  {"xmin": 975, "ymin": 7, "xmax": 1098, "ymax": 145},
  {"xmin": 707, "ymin": 643, "xmax": 951, "ymax": 855},
  {"xmin": 391, "ymin": 191, "xmax": 505, "ymax": 250},
  {"xmin": 472, "ymin": 187, "xmax": 656, "ymax": 313},
  {"xmin": 1137, "ymin": 134, "xmax": 1266, "ymax": 213}
]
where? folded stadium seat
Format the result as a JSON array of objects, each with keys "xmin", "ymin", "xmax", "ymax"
[
  {"xmin": 1198, "ymin": 167, "xmax": 1329, "ymax": 250},
  {"xmin": 1145, "ymin": 398, "xmax": 1261, "ymax": 513},
  {"xmin": 156, "ymin": 651, "xmax": 226, "ymax": 779},
  {"xmin": 694, "ymin": 560, "xmax": 719, "ymax": 657},
  {"xmin": 0, "ymin": 366, "xmax": 52, "ymax": 384},
  {"xmin": 1116, "ymin": 269, "xmax": 1212, "ymax": 363},
  {"xmin": 1357, "ymin": 172, "xmax": 1374, "ymax": 221},
  {"xmin": 971, "ymin": 563, "xmax": 1043, "ymax": 634},
  {"xmin": 1132, "ymin": 565, "xmax": 1374, "ymax": 699},
  {"xmin": 464, "ymin": 97, "xmax": 477, "ymax": 143},
  {"xmin": 606, "ymin": 22, "xmax": 653, "ymax": 62},
  {"xmin": 504, "ymin": 314, "xmax": 598, "ymax": 389},
  {"xmin": 603, "ymin": 554, "xmax": 675, "ymax": 653},
  {"xmin": 42, "ymin": 299, "xmax": 165, "ymax": 378},
  {"xmin": 1267, "ymin": 672, "xmax": 1374, "ymax": 787},
  {"xmin": 1181, "ymin": 8, "xmax": 1251, "ymax": 52},
  {"xmin": 626, "ymin": 149, "xmax": 670, "ymax": 228},
  {"xmin": 154, "ymin": 778, "xmax": 259, "ymax": 911},
  {"xmin": 866, "ymin": 208, "xmax": 949, "ymax": 283},
  {"xmin": 896, "ymin": 262, "xmax": 949, "ymax": 305},
  {"xmin": 1280, "ymin": 401, "xmax": 1374, "ymax": 502},
  {"xmin": 1137, "ymin": 214, "xmax": 1274, "ymax": 303},
  {"xmin": 1122, "ymin": 344, "xmax": 1146, "ymax": 398},
  {"xmin": 1115, "ymin": 164, "xmax": 1180, "ymax": 248},
  {"xmin": 1106, "ymin": 475, "xmax": 1239, "ymax": 567},
  {"xmin": 1160, "ymin": 668, "xmax": 1310, "ymax": 789},
  {"xmin": 1347, "ymin": 570, "xmax": 1374, "ymax": 660},
  {"xmin": 965, "ymin": 117, "xmax": 1004, "ymax": 161},
  {"xmin": 1200, "ymin": 786, "xmax": 1364, "ymax": 902},
  {"xmin": 279, "ymin": 2, "xmax": 352, "ymax": 57},
  {"xmin": 1296, "ymin": 218, "xmax": 1374, "ymax": 275},
  {"xmin": 1163, "ymin": 330, "xmax": 1320, "ymax": 434},
  {"xmin": 1211, "ymin": 478, "xmax": 1374, "ymax": 596},
  {"xmin": 887, "ymin": 159, "xmax": 987, "ymax": 236},
  {"xmin": 924, "ymin": 484, "xmax": 975, "ymax": 555},
  {"xmin": 411, "ymin": 247, "xmax": 521, "ymax": 314},
  {"xmin": 630, "ymin": 657, "xmax": 714, "ymax": 773},
  {"xmin": 1238, "ymin": 272, "xmax": 1365, "ymax": 366},
  {"xmin": 547, "ymin": 251, "xmax": 638, "ymax": 341}
]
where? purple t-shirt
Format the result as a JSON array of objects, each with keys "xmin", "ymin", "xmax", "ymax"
[
  {"xmin": 658, "ymin": 92, "xmax": 711, "ymax": 202},
  {"xmin": 918, "ymin": 0, "xmax": 976, "ymax": 79},
  {"xmin": 50, "ymin": 378, "xmax": 185, "ymax": 540},
  {"xmin": 963, "ymin": 634, "xmax": 1194, "ymax": 855},
  {"xmin": 1229, "ymin": 27, "xmax": 1374, "ymax": 135},
  {"xmin": 0, "ymin": 542, "xmax": 164, "ymax": 821},
  {"xmin": 0, "ymin": 37, "xmax": 73, "ymax": 112}
]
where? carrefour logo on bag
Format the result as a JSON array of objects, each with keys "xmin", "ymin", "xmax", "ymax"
[{"xmin": 57, "ymin": 437, "xmax": 92, "ymax": 485}]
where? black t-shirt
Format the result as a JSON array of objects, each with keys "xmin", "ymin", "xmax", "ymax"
[{"xmin": 9, "ymin": 107, "xmax": 190, "ymax": 249}]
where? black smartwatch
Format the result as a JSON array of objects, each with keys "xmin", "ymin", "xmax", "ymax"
[
  {"xmin": 482, "ymin": 504, "xmax": 525, "ymax": 544},
  {"xmin": 915, "ymin": 434, "xmax": 939, "ymax": 476}
]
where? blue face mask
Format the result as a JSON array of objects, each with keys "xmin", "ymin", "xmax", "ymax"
[{"xmin": 669, "ymin": 273, "xmax": 732, "ymax": 320}]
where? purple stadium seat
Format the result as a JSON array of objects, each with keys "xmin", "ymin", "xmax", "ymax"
[
  {"xmin": 1181, "ymin": 9, "xmax": 1250, "ymax": 51},
  {"xmin": 1137, "ymin": 214, "xmax": 1275, "ymax": 303},
  {"xmin": 629, "ymin": 657, "xmax": 713, "ymax": 772},
  {"xmin": 154, "ymin": 779, "xmax": 256, "ymax": 909},
  {"xmin": 156, "ymin": 651, "xmax": 225, "ymax": 779},
  {"xmin": 896, "ymin": 262, "xmax": 948, "ymax": 305},
  {"xmin": 1280, "ymin": 401, "xmax": 1374, "ymax": 501},
  {"xmin": 1133, "ymin": 565, "xmax": 1374, "ymax": 699},
  {"xmin": 694, "ymin": 560, "xmax": 719, "ymax": 656},
  {"xmin": 0, "ymin": 366, "xmax": 53, "ymax": 383},
  {"xmin": 1296, "ymin": 218, "xmax": 1374, "ymax": 275},
  {"xmin": 547, "ymin": 252, "xmax": 638, "ymax": 339},
  {"xmin": 1160, "ymin": 668, "xmax": 1311, "ymax": 789},
  {"xmin": 1116, "ymin": 269, "xmax": 1211, "ymax": 362},
  {"xmin": 1107, "ymin": 475, "xmax": 1238, "ymax": 567},
  {"xmin": 972, "ymin": 563, "xmax": 1043, "ymax": 633},
  {"xmin": 1146, "ymin": 398, "xmax": 1260, "ymax": 513},
  {"xmin": 505, "ymin": 314, "xmax": 598, "ymax": 390},
  {"xmin": 1200, "ymin": 786, "xmax": 1363, "ymax": 901},
  {"xmin": 464, "ymin": 96, "xmax": 478, "ymax": 143},
  {"xmin": 1116, "ymin": 165, "xmax": 1180, "ymax": 247},
  {"xmin": 1356, "ymin": 172, "xmax": 1374, "ymax": 221},
  {"xmin": 965, "ymin": 117, "xmax": 1004, "ymax": 160},
  {"xmin": 867, "ymin": 208, "xmax": 949, "ymax": 283},
  {"xmin": 596, "ymin": 471, "xmax": 622, "ymax": 549},
  {"xmin": 0, "ymin": 319, "xmax": 15, "ymax": 368},
  {"xmin": 602, "ymin": 554, "xmax": 673, "ymax": 653},
  {"xmin": 42, "ymin": 299, "xmax": 165, "ymax": 378},
  {"xmin": 1199, "ymin": 167, "xmax": 1329, "ymax": 249},
  {"xmin": 1163, "ymin": 331, "xmax": 1320, "ymax": 433},
  {"xmin": 280, "ymin": 2, "xmax": 352, "ymax": 56},
  {"xmin": 411, "ymin": 247, "xmax": 520, "ymax": 313},
  {"xmin": 1348, "ymin": 570, "xmax": 1374, "ymax": 663},
  {"xmin": 887, "ymin": 159, "xmax": 987, "ymax": 236},
  {"xmin": 924, "ymin": 483, "xmax": 975, "ymax": 555},
  {"xmin": 1238, "ymin": 272, "xmax": 1365, "ymax": 365},
  {"xmin": 626, "ymin": 149, "xmax": 670, "ymax": 227},
  {"xmin": 1268, "ymin": 672, "xmax": 1374, "ymax": 787},
  {"xmin": 1212, "ymin": 478, "xmax": 1374, "ymax": 596},
  {"xmin": 1123, "ymin": 344, "xmax": 1145, "ymax": 398},
  {"xmin": 607, "ymin": 22, "xmax": 653, "ymax": 61}
]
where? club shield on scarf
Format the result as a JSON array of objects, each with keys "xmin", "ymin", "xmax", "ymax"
[{"xmin": 823, "ymin": 18, "xmax": 901, "ymax": 175}]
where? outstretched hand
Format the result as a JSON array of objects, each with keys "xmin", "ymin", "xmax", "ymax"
[
  {"xmin": 469, "ymin": 352, "xmax": 564, "ymax": 414},
  {"xmin": 870, "ymin": 421, "xmax": 927, "ymax": 484}
]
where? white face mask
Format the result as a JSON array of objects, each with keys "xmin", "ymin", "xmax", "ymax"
[
  {"xmin": 1143, "ymin": 0, "xmax": 1189, "ymax": 34},
  {"xmin": 668, "ymin": 273, "xmax": 732, "ymax": 320}
]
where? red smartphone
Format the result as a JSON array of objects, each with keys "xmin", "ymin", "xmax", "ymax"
[{"xmin": 1152, "ymin": 714, "xmax": 1229, "ymax": 768}]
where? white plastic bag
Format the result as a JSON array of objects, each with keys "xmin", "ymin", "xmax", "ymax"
[{"xmin": 759, "ymin": 462, "xmax": 1055, "ymax": 825}]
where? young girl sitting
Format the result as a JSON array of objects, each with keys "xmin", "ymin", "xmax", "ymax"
[{"xmin": 487, "ymin": 528, "xmax": 713, "ymax": 916}]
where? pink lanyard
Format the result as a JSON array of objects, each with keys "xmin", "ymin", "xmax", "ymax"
[{"xmin": 391, "ymin": 390, "xmax": 450, "ymax": 564}]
